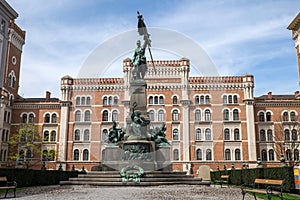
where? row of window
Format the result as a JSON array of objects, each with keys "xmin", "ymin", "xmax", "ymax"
[
  {"xmin": 223, "ymin": 95, "xmax": 238, "ymax": 104},
  {"xmin": 74, "ymin": 129, "xmax": 90, "ymax": 141},
  {"xmin": 44, "ymin": 113, "xmax": 57, "ymax": 123},
  {"xmin": 224, "ymin": 128, "xmax": 240, "ymax": 141},
  {"xmin": 73, "ymin": 149, "xmax": 89, "ymax": 161},
  {"xmin": 76, "ymin": 96, "xmax": 91, "ymax": 106},
  {"xmin": 42, "ymin": 150, "xmax": 55, "ymax": 161},
  {"xmin": 103, "ymin": 96, "xmax": 118, "ymax": 106},
  {"xmin": 224, "ymin": 149, "xmax": 242, "ymax": 160},
  {"xmin": 149, "ymin": 95, "xmax": 164, "ymax": 105},
  {"xmin": 21, "ymin": 113, "xmax": 35, "ymax": 123},
  {"xmin": 75, "ymin": 110, "xmax": 91, "ymax": 122},
  {"xmin": 195, "ymin": 95, "xmax": 210, "ymax": 105},
  {"xmin": 43, "ymin": 131, "xmax": 57, "ymax": 142},
  {"xmin": 258, "ymin": 111, "xmax": 298, "ymax": 122},
  {"xmin": 259, "ymin": 129, "xmax": 298, "ymax": 141}
]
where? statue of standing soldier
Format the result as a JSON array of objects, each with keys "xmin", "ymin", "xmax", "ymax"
[{"xmin": 131, "ymin": 11, "xmax": 155, "ymax": 80}]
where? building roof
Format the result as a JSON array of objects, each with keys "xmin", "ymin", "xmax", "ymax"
[
  {"xmin": 255, "ymin": 94, "xmax": 298, "ymax": 100},
  {"xmin": 16, "ymin": 97, "xmax": 60, "ymax": 103},
  {"xmin": 287, "ymin": 12, "xmax": 300, "ymax": 30}
]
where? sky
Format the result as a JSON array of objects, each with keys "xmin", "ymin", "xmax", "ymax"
[{"xmin": 5, "ymin": 0, "xmax": 300, "ymax": 98}]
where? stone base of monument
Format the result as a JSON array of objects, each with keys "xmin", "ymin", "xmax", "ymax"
[{"xmin": 60, "ymin": 171, "xmax": 209, "ymax": 186}]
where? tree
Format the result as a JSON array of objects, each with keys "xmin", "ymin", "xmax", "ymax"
[
  {"xmin": 272, "ymin": 114, "xmax": 300, "ymax": 166},
  {"xmin": 9, "ymin": 124, "xmax": 43, "ymax": 168}
]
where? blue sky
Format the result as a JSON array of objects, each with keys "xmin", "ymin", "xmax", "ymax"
[{"xmin": 6, "ymin": 0, "xmax": 300, "ymax": 98}]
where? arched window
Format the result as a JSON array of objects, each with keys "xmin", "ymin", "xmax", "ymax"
[
  {"xmin": 196, "ymin": 149, "xmax": 202, "ymax": 160},
  {"xmin": 149, "ymin": 96, "xmax": 153, "ymax": 104},
  {"xmin": 113, "ymin": 96, "xmax": 118, "ymax": 105},
  {"xmin": 73, "ymin": 149, "xmax": 79, "ymax": 161},
  {"xmin": 261, "ymin": 149, "xmax": 267, "ymax": 161},
  {"xmin": 43, "ymin": 131, "xmax": 49, "ymax": 142},
  {"xmin": 233, "ymin": 95, "xmax": 238, "ymax": 104},
  {"xmin": 50, "ymin": 131, "xmax": 56, "ymax": 142},
  {"xmin": 259, "ymin": 112, "xmax": 265, "ymax": 122},
  {"xmin": 223, "ymin": 95, "xmax": 227, "ymax": 104},
  {"xmin": 223, "ymin": 109, "xmax": 229, "ymax": 120},
  {"xmin": 205, "ymin": 128, "xmax": 211, "ymax": 140},
  {"xmin": 51, "ymin": 113, "xmax": 57, "ymax": 123},
  {"xmin": 44, "ymin": 113, "xmax": 50, "ymax": 123},
  {"xmin": 200, "ymin": 96, "xmax": 204, "ymax": 104},
  {"xmin": 154, "ymin": 96, "xmax": 158, "ymax": 104},
  {"xmin": 22, "ymin": 113, "xmax": 27, "ymax": 123},
  {"xmin": 158, "ymin": 110, "xmax": 164, "ymax": 121},
  {"xmin": 102, "ymin": 129, "xmax": 108, "ymax": 142},
  {"xmin": 149, "ymin": 110, "xmax": 154, "ymax": 121},
  {"xmin": 173, "ymin": 96, "xmax": 178, "ymax": 104},
  {"xmin": 26, "ymin": 150, "xmax": 32, "ymax": 159},
  {"xmin": 84, "ymin": 111, "xmax": 90, "ymax": 122},
  {"xmin": 159, "ymin": 96, "xmax": 164, "ymax": 104},
  {"xmin": 83, "ymin": 149, "xmax": 89, "ymax": 161},
  {"xmin": 205, "ymin": 110, "xmax": 211, "ymax": 121},
  {"xmin": 108, "ymin": 96, "xmax": 113, "ymax": 105},
  {"xmin": 81, "ymin": 97, "xmax": 86, "ymax": 105},
  {"xmin": 206, "ymin": 149, "xmax": 212, "ymax": 160},
  {"xmin": 74, "ymin": 129, "xmax": 80, "ymax": 141},
  {"xmin": 228, "ymin": 95, "xmax": 233, "ymax": 103},
  {"xmin": 294, "ymin": 149, "xmax": 299, "ymax": 161},
  {"xmin": 225, "ymin": 149, "xmax": 231, "ymax": 160},
  {"xmin": 102, "ymin": 110, "xmax": 108, "ymax": 121},
  {"xmin": 76, "ymin": 97, "xmax": 80, "ymax": 105},
  {"xmin": 103, "ymin": 96, "xmax": 108, "ymax": 105},
  {"xmin": 291, "ymin": 112, "xmax": 296, "ymax": 121},
  {"xmin": 102, "ymin": 149, "xmax": 106, "ymax": 160},
  {"xmin": 86, "ymin": 97, "xmax": 91, "ymax": 105},
  {"xmin": 205, "ymin": 96, "xmax": 210, "ymax": 104},
  {"xmin": 292, "ymin": 129, "xmax": 297, "ymax": 141},
  {"xmin": 195, "ymin": 110, "xmax": 201, "ymax": 121},
  {"xmin": 234, "ymin": 129, "xmax": 240, "ymax": 140},
  {"xmin": 233, "ymin": 109, "xmax": 239, "ymax": 120},
  {"xmin": 195, "ymin": 96, "xmax": 199, "ymax": 104},
  {"xmin": 235, "ymin": 149, "xmax": 241, "ymax": 160},
  {"xmin": 172, "ymin": 110, "xmax": 179, "ymax": 121},
  {"xmin": 28, "ymin": 113, "xmax": 34, "ymax": 123},
  {"xmin": 42, "ymin": 150, "xmax": 48, "ymax": 161},
  {"xmin": 267, "ymin": 129, "xmax": 273, "ymax": 141},
  {"xmin": 224, "ymin": 128, "xmax": 230, "ymax": 140},
  {"xmin": 49, "ymin": 150, "xmax": 55, "ymax": 161},
  {"xmin": 269, "ymin": 149, "xmax": 275, "ymax": 161},
  {"xmin": 173, "ymin": 149, "xmax": 179, "ymax": 161},
  {"xmin": 84, "ymin": 129, "xmax": 90, "ymax": 141},
  {"xmin": 75, "ymin": 111, "xmax": 81, "ymax": 122},
  {"xmin": 19, "ymin": 150, "xmax": 25, "ymax": 163},
  {"xmin": 283, "ymin": 112, "xmax": 289, "ymax": 121},
  {"xmin": 172, "ymin": 129, "xmax": 179, "ymax": 140},
  {"xmin": 260, "ymin": 129, "xmax": 266, "ymax": 141},
  {"xmin": 112, "ymin": 110, "xmax": 118, "ymax": 122},
  {"xmin": 286, "ymin": 149, "xmax": 292, "ymax": 161},
  {"xmin": 195, "ymin": 128, "xmax": 201, "ymax": 140},
  {"xmin": 284, "ymin": 129, "xmax": 290, "ymax": 141},
  {"xmin": 266, "ymin": 112, "xmax": 272, "ymax": 122}
]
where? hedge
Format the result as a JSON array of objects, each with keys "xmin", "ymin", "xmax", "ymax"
[
  {"xmin": 0, "ymin": 168, "xmax": 80, "ymax": 187},
  {"xmin": 211, "ymin": 166, "xmax": 297, "ymax": 193}
]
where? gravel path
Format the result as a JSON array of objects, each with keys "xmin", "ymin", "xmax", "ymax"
[{"xmin": 4, "ymin": 185, "xmax": 255, "ymax": 200}]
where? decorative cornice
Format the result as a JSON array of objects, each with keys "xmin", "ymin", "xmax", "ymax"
[
  {"xmin": 13, "ymin": 104, "xmax": 61, "ymax": 109},
  {"xmin": 254, "ymin": 102, "xmax": 300, "ymax": 107},
  {"xmin": 8, "ymin": 28, "xmax": 25, "ymax": 51}
]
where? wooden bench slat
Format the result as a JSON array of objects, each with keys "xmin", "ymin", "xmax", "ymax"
[{"xmin": 254, "ymin": 179, "xmax": 283, "ymax": 185}]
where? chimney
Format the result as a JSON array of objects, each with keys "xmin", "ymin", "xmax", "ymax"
[
  {"xmin": 295, "ymin": 91, "xmax": 300, "ymax": 99},
  {"xmin": 46, "ymin": 91, "xmax": 51, "ymax": 101},
  {"xmin": 267, "ymin": 92, "xmax": 272, "ymax": 99}
]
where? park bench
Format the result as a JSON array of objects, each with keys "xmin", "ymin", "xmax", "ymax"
[
  {"xmin": 241, "ymin": 178, "xmax": 283, "ymax": 200},
  {"xmin": 0, "ymin": 176, "xmax": 17, "ymax": 198},
  {"xmin": 214, "ymin": 175, "xmax": 229, "ymax": 188}
]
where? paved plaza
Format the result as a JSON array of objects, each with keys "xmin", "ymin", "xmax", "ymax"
[{"xmin": 8, "ymin": 185, "xmax": 254, "ymax": 200}]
